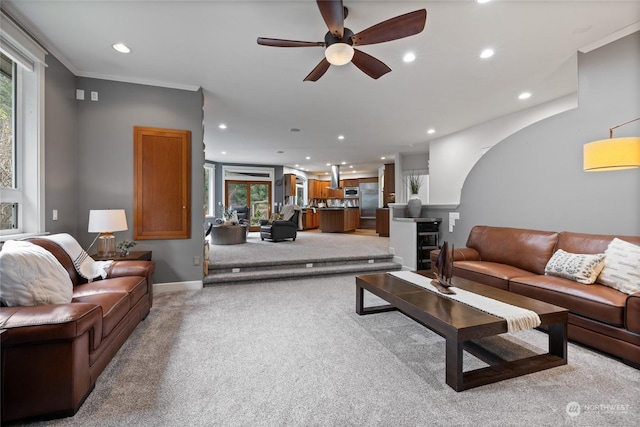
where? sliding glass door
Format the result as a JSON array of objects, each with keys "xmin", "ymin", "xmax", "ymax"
[{"xmin": 225, "ymin": 180, "xmax": 271, "ymax": 231}]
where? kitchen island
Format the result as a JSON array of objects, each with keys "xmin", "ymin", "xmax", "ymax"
[{"xmin": 318, "ymin": 207, "xmax": 360, "ymax": 232}]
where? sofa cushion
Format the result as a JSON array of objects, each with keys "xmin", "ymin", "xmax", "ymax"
[
  {"xmin": 509, "ymin": 275, "xmax": 626, "ymax": 327},
  {"xmin": 544, "ymin": 249, "xmax": 605, "ymax": 284},
  {"xmin": 466, "ymin": 225, "xmax": 558, "ymax": 274},
  {"xmin": 72, "ymin": 292, "xmax": 130, "ymax": 338},
  {"xmin": 453, "ymin": 261, "xmax": 533, "ymax": 290},
  {"xmin": 0, "ymin": 240, "xmax": 73, "ymax": 307},
  {"xmin": 72, "ymin": 276, "xmax": 148, "ymax": 308},
  {"xmin": 597, "ymin": 238, "xmax": 640, "ymax": 295}
]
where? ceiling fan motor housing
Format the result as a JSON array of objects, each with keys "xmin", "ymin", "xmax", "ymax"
[{"xmin": 324, "ymin": 28, "xmax": 355, "ymax": 47}]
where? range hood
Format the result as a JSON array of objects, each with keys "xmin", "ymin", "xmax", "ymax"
[{"xmin": 330, "ymin": 164, "xmax": 341, "ymax": 189}]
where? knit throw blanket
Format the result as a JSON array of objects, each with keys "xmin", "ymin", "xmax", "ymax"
[
  {"xmin": 41, "ymin": 233, "xmax": 112, "ymax": 282},
  {"xmin": 389, "ymin": 271, "xmax": 541, "ymax": 333}
]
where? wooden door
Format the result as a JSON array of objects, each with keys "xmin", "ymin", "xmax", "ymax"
[{"xmin": 134, "ymin": 127, "xmax": 191, "ymax": 240}]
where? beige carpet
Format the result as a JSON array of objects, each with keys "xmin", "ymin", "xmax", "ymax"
[{"xmin": 16, "ymin": 274, "xmax": 639, "ymax": 426}]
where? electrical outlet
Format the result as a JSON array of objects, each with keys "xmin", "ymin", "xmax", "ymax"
[
  {"xmin": 90, "ymin": 91, "xmax": 98, "ymax": 101},
  {"xmin": 193, "ymin": 256, "xmax": 200, "ymax": 266}
]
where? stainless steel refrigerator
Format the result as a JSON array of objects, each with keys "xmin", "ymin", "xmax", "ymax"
[{"xmin": 359, "ymin": 182, "xmax": 379, "ymax": 219}]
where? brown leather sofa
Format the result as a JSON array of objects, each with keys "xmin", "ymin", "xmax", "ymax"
[
  {"xmin": 0, "ymin": 238, "xmax": 155, "ymax": 422},
  {"xmin": 430, "ymin": 225, "xmax": 640, "ymax": 368}
]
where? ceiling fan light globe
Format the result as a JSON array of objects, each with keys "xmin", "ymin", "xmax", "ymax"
[{"xmin": 325, "ymin": 43, "xmax": 354, "ymax": 66}]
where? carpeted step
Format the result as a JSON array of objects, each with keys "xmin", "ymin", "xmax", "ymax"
[
  {"xmin": 204, "ymin": 260, "xmax": 402, "ymax": 285},
  {"xmin": 208, "ymin": 253, "xmax": 396, "ymax": 274}
]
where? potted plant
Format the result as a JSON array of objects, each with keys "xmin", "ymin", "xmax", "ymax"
[
  {"xmin": 117, "ymin": 240, "xmax": 136, "ymax": 257},
  {"xmin": 404, "ymin": 172, "xmax": 424, "ymax": 218}
]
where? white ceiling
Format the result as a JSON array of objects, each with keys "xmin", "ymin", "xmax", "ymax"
[{"xmin": 4, "ymin": 1, "xmax": 640, "ymax": 175}]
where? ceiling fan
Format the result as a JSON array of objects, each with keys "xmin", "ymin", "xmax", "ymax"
[{"xmin": 257, "ymin": 0, "xmax": 427, "ymax": 82}]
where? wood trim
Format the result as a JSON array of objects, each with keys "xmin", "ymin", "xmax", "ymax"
[{"xmin": 134, "ymin": 126, "xmax": 191, "ymax": 240}]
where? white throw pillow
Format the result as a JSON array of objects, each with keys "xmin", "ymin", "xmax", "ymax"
[
  {"xmin": 0, "ymin": 240, "xmax": 73, "ymax": 306},
  {"xmin": 544, "ymin": 249, "xmax": 606, "ymax": 284},
  {"xmin": 597, "ymin": 238, "xmax": 640, "ymax": 295}
]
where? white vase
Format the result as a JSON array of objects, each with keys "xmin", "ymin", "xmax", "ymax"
[{"xmin": 407, "ymin": 194, "xmax": 422, "ymax": 218}]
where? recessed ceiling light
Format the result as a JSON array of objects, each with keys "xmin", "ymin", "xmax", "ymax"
[
  {"xmin": 112, "ymin": 43, "xmax": 131, "ymax": 53},
  {"xmin": 352, "ymin": 170, "xmax": 357, "ymax": 173},
  {"xmin": 338, "ymin": 135, "xmax": 345, "ymax": 140},
  {"xmin": 476, "ymin": 0, "xmax": 491, "ymax": 4},
  {"xmin": 325, "ymin": 172, "xmax": 329, "ymax": 175},
  {"xmin": 349, "ymin": 165, "xmax": 353, "ymax": 168},
  {"xmin": 326, "ymin": 163, "xmax": 331, "ymax": 166},
  {"xmin": 221, "ymin": 151, "xmax": 226, "ymax": 155},
  {"xmin": 480, "ymin": 49, "xmax": 494, "ymax": 59},
  {"xmin": 306, "ymin": 156, "xmax": 311, "ymax": 160},
  {"xmin": 218, "ymin": 124, "xmax": 227, "ymax": 129},
  {"xmin": 518, "ymin": 92, "xmax": 532, "ymax": 100},
  {"xmin": 403, "ymin": 52, "xmax": 416, "ymax": 63},
  {"xmin": 381, "ymin": 156, "xmax": 386, "ymax": 160},
  {"xmin": 341, "ymin": 161, "xmax": 346, "ymax": 165},
  {"xmin": 295, "ymin": 164, "xmax": 300, "ymax": 167},
  {"xmin": 427, "ymin": 129, "xmax": 435, "ymax": 134}
]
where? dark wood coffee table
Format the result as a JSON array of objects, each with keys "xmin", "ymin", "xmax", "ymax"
[{"xmin": 356, "ymin": 272, "xmax": 568, "ymax": 391}]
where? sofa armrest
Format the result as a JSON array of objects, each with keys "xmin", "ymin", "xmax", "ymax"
[
  {"xmin": 259, "ymin": 219, "xmax": 269, "ymax": 226},
  {"xmin": 430, "ymin": 247, "xmax": 481, "ymax": 264},
  {"xmin": 108, "ymin": 260, "xmax": 155, "ymax": 305},
  {"xmin": 0, "ymin": 303, "xmax": 103, "ymax": 349},
  {"xmin": 626, "ymin": 292, "xmax": 640, "ymax": 334},
  {"xmin": 108, "ymin": 260, "xmax": 155, "ymax": 283},
  {"xmin": 452, "ymin": 247, "xmax": 481, "ymax": 261}
]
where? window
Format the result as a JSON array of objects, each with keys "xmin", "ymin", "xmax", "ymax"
[
  {"xmin": 0, "ymin": 11, "xmax": 47, "ymax": 238},
  {"xmin": 204, "ymin": 163, "xmax": 215, "ymax": 216},
  {"xmin": 0, "ymin": 53, "xmax": 16, "ymax": 230}
]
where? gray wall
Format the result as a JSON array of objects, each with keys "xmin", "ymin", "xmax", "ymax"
[
  {"xmin": 44, "ymin": 54, "xmax": 78, "ymax": 235},
  {"xmin": 427, "ymin": 31, "xmax": 640, "ymax": 247},
  {"xmin": 44, "ymin": 57, "xmax": 205, "ymax": 284}
]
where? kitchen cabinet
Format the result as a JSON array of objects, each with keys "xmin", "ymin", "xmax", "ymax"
[
  {"xmin": 342, "ymin": 178, "xmax": 358, "ymax": 187},
  {"xmin": 284, "ymin": 173, "xmax": 296, "ymax": 197},
  {"xmin": 308, "ymin": 179, "xmax": 317, "ymax": 200},
  {"xmin": 383, "ymin": 163, "xmax": 395, "ymax": 207},
  {"xmin": 319, "ymin": 181, "xmax": 330, "ymax": 199},
  {"xmin": 319, "ymin": 208, "xmax": 359, "ymax": 233},
  {"xmin": 302, "ymin": 209, "xmax": 319, "ymax": 230},
  {"xmin": 376, "ymin": 208, "xmax": 390, "ymax": 237}
]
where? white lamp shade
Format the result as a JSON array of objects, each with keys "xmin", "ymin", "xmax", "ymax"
[
  {"xmin": 88, "ymin": 209, "xmax": 128, "ymax": 233},
  {"xmin": 325, "ymin": 43, "xmax": 354, "ymax": 66}
]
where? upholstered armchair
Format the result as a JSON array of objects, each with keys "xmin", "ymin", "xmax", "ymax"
[{"xmin": 259, "ymin": 208, "xmax": 299, "ymax": 242}]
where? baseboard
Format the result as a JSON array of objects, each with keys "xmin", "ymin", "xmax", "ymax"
[{"xmin": 154, "ymin": 280, "xmax": 203, "ymax": 294}]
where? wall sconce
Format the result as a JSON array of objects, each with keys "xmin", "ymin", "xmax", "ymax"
[
  {"xmin": 88, "ymin": 209, "xmax": 128, "ymax": 257},
  {"xmin": 583, "ymin": 117, "xmax": 640, "ymax": 172}
]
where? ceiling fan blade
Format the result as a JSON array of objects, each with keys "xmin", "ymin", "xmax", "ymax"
[
  {"xmin": 257, "ymin": 37, "xmax": 325, "ymax": 48},
  {"xmin": 351, "ymin": 49, "xmax": 391, "ymax": 80},
  {"xmin": 304, "ymin": 58, "xmax": 331, "ymax": 82},
  {"xmin": 352, "ymin": 9, "xmax": 427, "ymax": 46},
  {"xmin": 316, "ymin": 0, "xmax": 344, "ymax": 38}
]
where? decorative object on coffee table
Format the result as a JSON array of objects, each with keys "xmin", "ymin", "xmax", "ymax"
[{"xmin": 431, "ymin": 241, "xmax": 455, "ymax": 294}]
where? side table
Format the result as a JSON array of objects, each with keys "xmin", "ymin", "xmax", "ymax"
[{"xmin": 92, "ymin": 250, "xmax": 152, "ymax": 261}]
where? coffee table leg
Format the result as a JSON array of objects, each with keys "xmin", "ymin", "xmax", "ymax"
[
  {"xmin": 548, "ymin": 321, "xmax": 568, "ymax": 361},
  {"xmin": 446, "ymin": 338, "xmax": 464, "ymax": 391},
  {"xmin": 356, "ymin": 284, "xmax": 365, "ymax": 315},
  {"xmin": 355, "ymin": 282, "xmax": 397, "ymax": 316}
]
